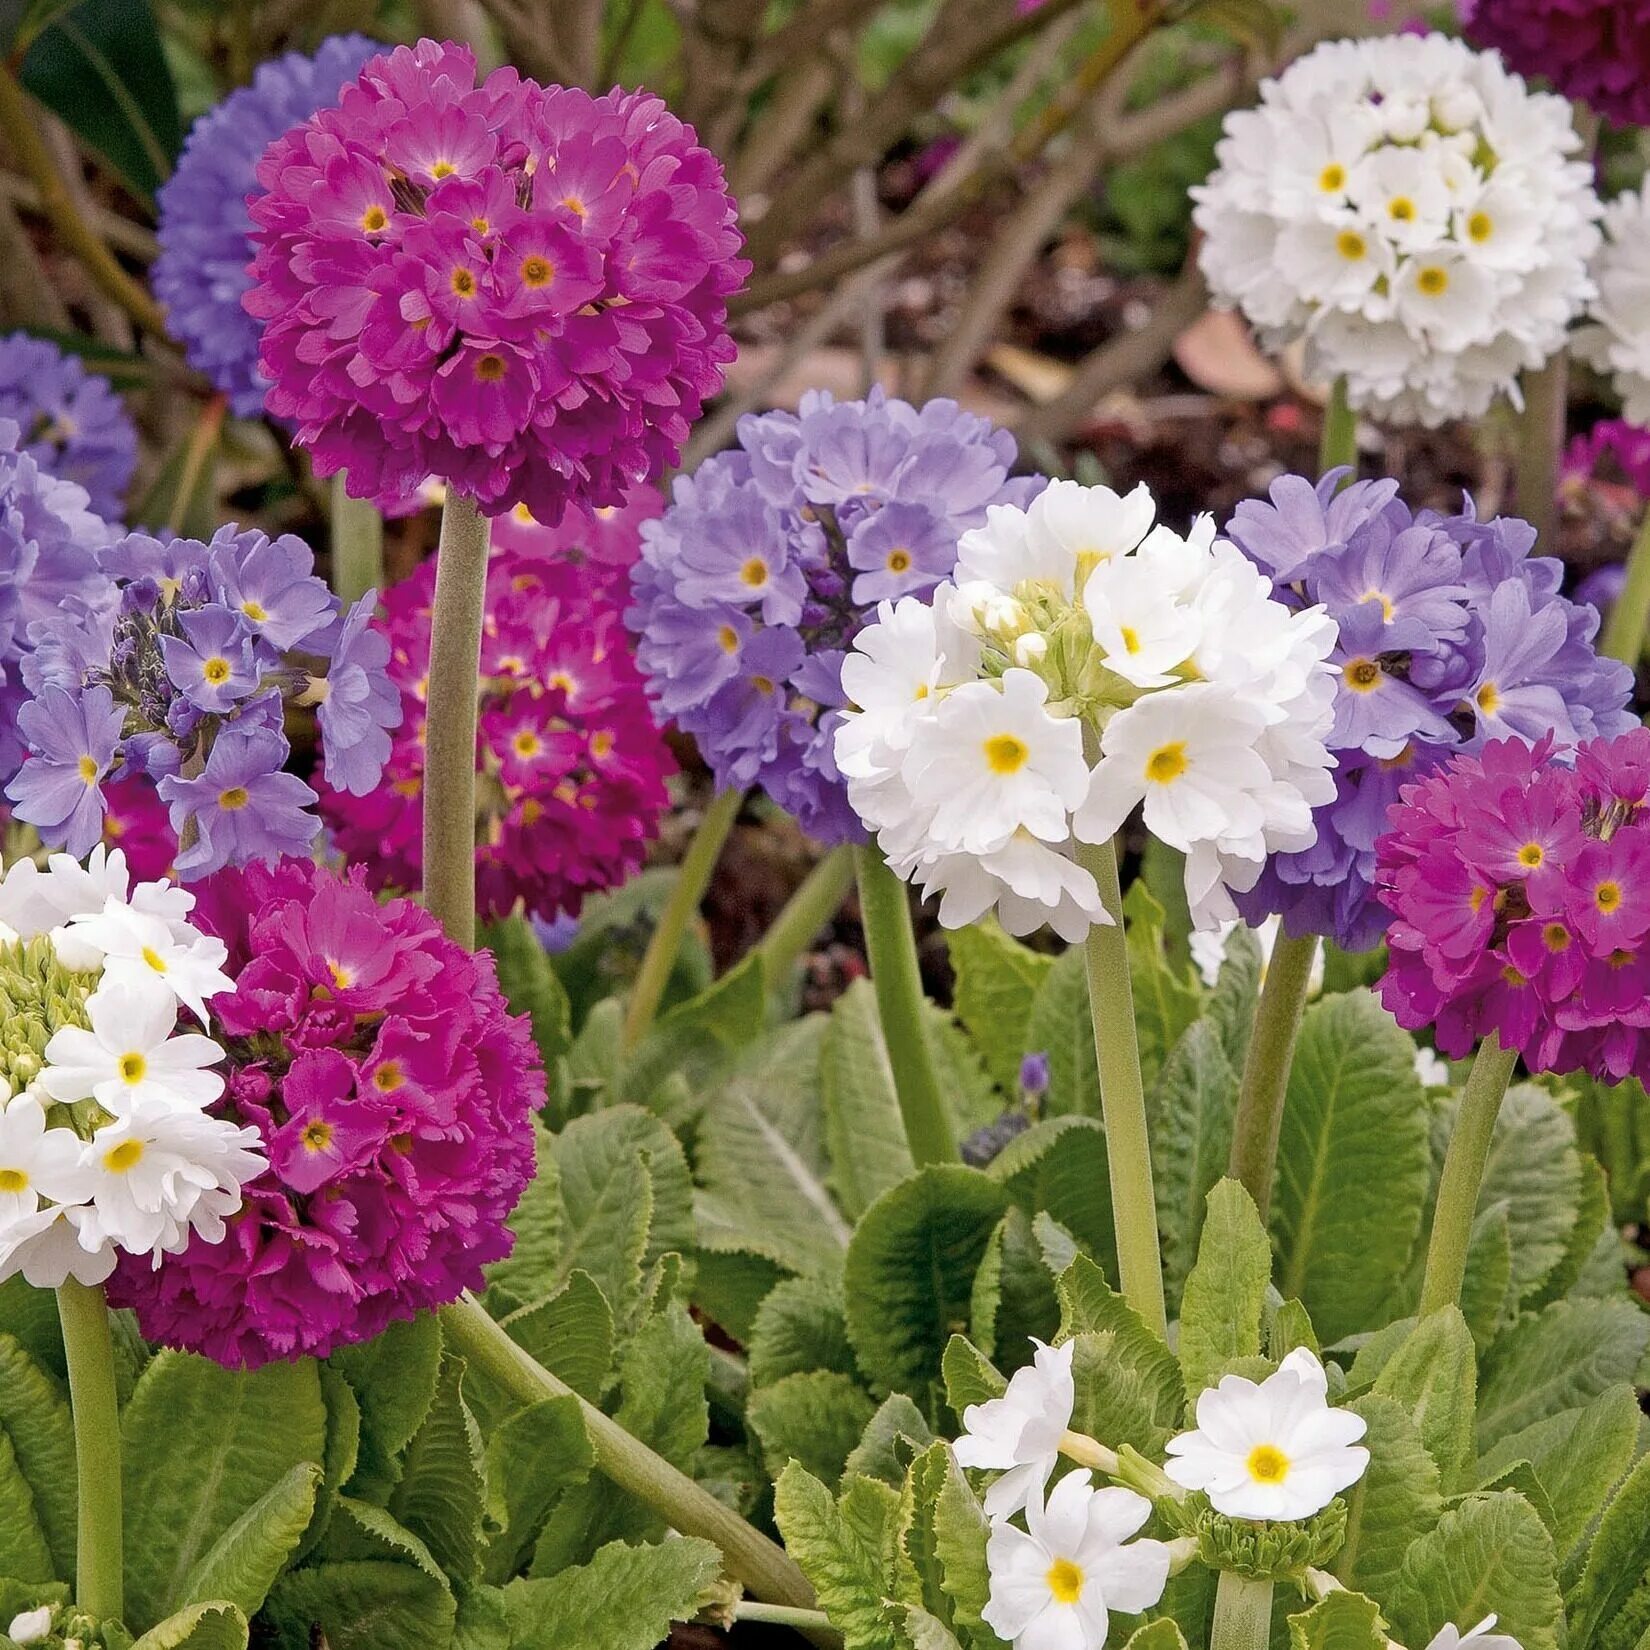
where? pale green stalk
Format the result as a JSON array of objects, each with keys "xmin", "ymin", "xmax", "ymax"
[
  {"xmin": 756, "ymin": 845, "xmax": 856, "ymax": 992},
  {"xmin": 1601, "ymin": 507, "xmax": 1650, "ymax": 667},
  {"xmin": 1515, "ymin": 354, "xmax": 1566, "ymax": 552},
  {"xmin": 1212, "ymin": 1573, "xmax": 1274, "ymax": 1650},
  {"xmin": 58, "ymin": 1279, "xmax": 121, "ymax": 1622},
  {"xmin": 330, "ymin": 472, "xmax": 385, "ymax": 605},
  {"xmin": 1318, "ymin": 375, "xmax": 1356, "ymax": 481}
]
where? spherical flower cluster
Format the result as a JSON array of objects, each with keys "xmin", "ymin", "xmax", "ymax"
[
  {"xmin": 0, "ymin": 419, "xmax": 114, "ymax": 784},
  {"xmin": 318, "ymin": 545, "xmax": 672, "ymax": 924},
  {"xmin": 109, "ymin": 857, "xmax": 541, "ymax": 1367},
  {"xmin": 1461, "ymin": 0, "xmax": 1650, "ymax": 129},
  {"xmin": 1377, "ymin": 729, "xmax": 1650, "ymax": 1084},
  {"xmin": 1224, "ymin": 471, "xmax": 1632, "ymax": 949},
  {"xmin": 1565, "ymin": 419, "xmax": 1650, "ymax": 503},
  {"xmin": 246, "ymin": 38, "xmax": 747, "ymax": 521},
  {"xmin": 1575, "ymin": 188, "xmax": 1650, "ymax": 429},
  {"xmin": 835, "ymin": 480, "xmax": 1338, "ymax": 938},
  {"xmin": 7, "ymin": 524, "xmax": 399, "ymax": 874},
  {"xmin": 491, "ymin": 481, "xmax": 662, "ymax": 602},
  {"xmin": 1192, "ymin": 34, "xmax": 1601, "ymax": 426},
  {"xmin": 0, "ymin": 333, "xmax": 137, "ymax": 520},
  {"xmin": 155, "ymin": 34, "xmax": 381, "ymax": 416},
  {"xmin": 629, "ymin": 389, "xmax": 1041, "ymax": 843},
  {"xmin": 0, "ymin": 845, "xmax": 264, "ymax": 1289}
]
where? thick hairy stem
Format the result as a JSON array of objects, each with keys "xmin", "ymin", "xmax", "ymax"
[
  {"xmin": 1319, "ymin": 374, "xmax": 1357, "ymax": 478},
  {"xmin": 1212, "ymin": 1572, "xmax": 1274, "ymax": 1650},
  {"xmin": 1601, "ymin": 506, "xmax": 1650, "ymax": 666},
  {"xmin": 422, "ymin": 491, "xmax": 491, "ymax": 948},
  {"xmin": 58, "ymin": 1279, "xmax": 122, "ymax": 1623},
  {"xmin": 330, "ymin": 473, "xmax": 385, "ymax": 606}
]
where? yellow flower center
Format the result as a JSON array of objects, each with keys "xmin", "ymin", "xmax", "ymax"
[
  {"xmin": 520, "ymin": 255, "xmax": 554, "ymax": 289},
  {"xmin": 1318, "ymin": 163, "xmax": 1346, "ymax": 193},
  {"xmin": 752, "ymin": 675, "xmax": 775, "ymax": 696},
  {"xmin": 1361, "ymin": 589, "xmax": 1395, "ymax": 621},
  {"xmin": 1146, "ymin": 742, "xmax": 1187, "ymax": 784},
  {"xmin": 984, "ymin": 734, "xmax": 1030, "ymax": 775},
  {"xmin": 117, "ymin": 1054, "xmax": 145, "ymax": 1084},
  {"xmin": 1120, "ymin": 625, "xmax": 1142, "ymax": 655},
  {"xmin": 450, "ymin": 267, "xmax": 478, "ymax": 299},
  {"xmin": 77, "ymin": 755, "xmax": 100, "ymax": 785},
  {"xmin": 1336, "ymin": 230, "xmax": 1368, "ymax": 261},
  {"xmin": 1345, "ymin": 658, "xmax": 1382, "ymax": 693},
  {"xmin": 1475, "ymin": 681, "xmax": 1500, "ymax": 716},
  {"xmin": 241, "ymin": 600, "xmax": 268, "ymax": 622},
  {"xmin": 218, "ymin": 787, "xmax": 250, "ymax": 811},
  {"xmin": 373, "ymin": 1062, "xmax": 403, "ymax": 1093},
  {"xmin": 360, "ymin": 204, "xmax": 388, "ymax": 233},
  {"xmin": 142, "ymin": 946, "xmax": 168, "ymax": 973},
  {"xmin": 513, "ymin": 731, "xmax": 541, "ymax": 758},
  {"xmin": 1517, "ymin": 842, "xmax": 1544, "ymax": 870},
  {"xmin": 886, "ymin": 549, "xmax": 912, "ymax": 573},
  {"xmin": 1046, "ymin": 1559, "xmax": 1085, "ymax": 1606},
  {"xmin": 562, "ymin": 195, "xmax": 588, "ymax": 218},
  {"xmin": 1246, "ymin": 1443, "xmax": 1290, "ymax": 1483},
  {"xmin": 1595, "ymin": 881, "xmax": 1623, "ymax": 914},
  {"xmin": 301, "ymin": 1120, "xmax": 334, "ymax": 1152},
  {"xmin": 591, "ymin": 730, "xmax": 615, "ymax": 758},
  {"xmin": 202, "ymin": 656, "xmax": 232, "ymax": 685},
  {"xmin": 474, "ymin": 353, "xmax": 507, "ymax": 383},
  {"xmin": 104, "ymin": 1139, "xmax": 143, "ymax": 1173},
  {"xmin": 0, "ymin": 1168, "xmax": 28, "ymax": 1193},
  {"xmin": 1543, "ymin": 922, "xmax": 1570, "ymax": 952},
  {"xmin": 1467, "ymin": 212, "xmax": 1493, "ymax": 242},
  {"xmin": 430, "ymin": 160, "xmax": 456, "ymax": 179},
  {"xmin": 1388, "ymin": 196, "xmax": 1416, "ymax": 222},
  {"xmin": 1416, "ymin": 265, "xmax": 1450, "ymax": 297},
  {"xmin": 717, "ymin": 626, "xmax": 739, "ymax": 654},
  {"xmin": 549, "ymin": 671, "xmax": 576, "ymax": 695},
  {"xmin": 740, "ymin": 557, "xmax": 769, "ymax": 588},
  {"xmin": 328, "ymin": 960, "xmax": 353, "ymax": 989}
]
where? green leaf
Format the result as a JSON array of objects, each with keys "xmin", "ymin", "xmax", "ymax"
[
  {"xmin": 1124, "ymin": 880, "xmax": 1203, "ymax": 1087},
  {"xmin": 1475, "ymin": 1085, "xmax": 1584, "ymax": 1309},
  {"xmin": 19, "ymin": 0, "xmax": 180, "ymax": 201},
  {"xmin": 947, "ymin": 920, "xmax": 1055, "ymax": 1095},
  {"xmin": 1178, "ymin": 1178, "xmax": 1270, "ymax": 1403},
  {"xmin": 941, "ymin": 1336, "xmax": 1006, "ymax": 1418},
  {"xmin": 481, "ymin": 1396, "xmax": 593, "ymax": 1585},
  {"xmin": 696, "ymin": 1016, "xmax": 850, "ymax": 1277},
  {"xmin": 1026, "ymin": 949, "xmax": 1098, "ymax": 1117},
  {"xmin": 621, "ymin": 951, "xmax": 768, "ymax": 1102},
  {"xmin": 484, "ymin": 915, "xmax": 573, "ymax": 1066},
  {"xmin": 1567, "ymin": 1449, "xmax": 1650, "ymax": 1647},
  {"xmin": 129, "ymin": 1602, "xmax": 249, "ymax": 1650},
  {"xmin": 1056, "ymin": 1254, "xmax": 1183, "ymax": 1451},
  {"xmin": 932, "ymin": 1451, "xmax": 994, "ymax": 1650},
  {"xmin": 846, "ymin": 1394, "xmax": 935, "ymax": 1488},
  {"xmin": 1205, "ymin": 922, "xmax": 1263, "ymax": 1072},
  {"xmin": 774, "ymin": 1462, "xmax": 894, "ymax": 1650},
  {"xmin": 332, "ymin": 1312, "xmax": 444, "ymax": 1501},
  {"xmin": 122, "ymin": 1352, "xmax": 327, "ymax": 1631},
  {"xmin": 749, "ymin": 1371, "xmax": 878, "ymax": 1488},
  {"xmin": 821, "ymin": 978, "xmax": 917, "ymax": 1219},
  {"xmin": 748, "ymin": 1275, "xmax": 853, "ymax": 1388},
  {"xmin": 388, "ymin": 1354, "xmax": 487, "ymax": 1582},
  {"xmin": 132, "ymin": 406, "xmax": 221, "ymax": 540},
  {"xmin": 1123, "ymin": 1622, "xmax": 1191, "ymax": 1650},
  {"xmin": 970, "ymin": 1206, "xmax": 1060, "ymax": 1364},
  {"xmin": 1477, "ymin": 1383, "xmax": 1639, "ymax": 1562},
  {"xmin": 452, "ymin": 1583, "xmax": 512, "ymax": 1650},
  {"xmin": 1147, "ymin": 1018, "xmax": 1238, "ymax": 1302},
  {"xmin": 988, "ymin": 1116, "xmax": 1117, "ymax": 1284},
  {"xmin": 307, "ymin": 1363, "xmax": 362, "ymax": 1556},
  {"xmin": 1389, "ymin": 1492, "xmax": 1563, "ymax": 1650},
  {"xmin": 503, "ymin": 1537, "xmax": 722, "ymax": 1650},
  {"xmin": 1333, "ymin": 1395, "xmax": 1443, "ymax": 1599},
  {"xmin": 1288, "ymin": 1590, "xmax": 1387, "ymax": 1650},
  {"xmin": 0, "ymin": 1332, "xmax": 77, "ymax": 1576},
  {"xmin": 265, "ymin": 1560, "xmax": 455, "ymax": 1650},
  {"xmin": 1372, "ymin": 1308, "xmax": 1477, "ymax": 1493},
  {"xmin": 690, "ymin": 1246, "xmax": 787, "ymax": 1344},
  {"xmin": 1476, "ymin": 1298, "xmax": 1650, "ymax": 1452},
  {"xmin": 1460, "ymin": 1205, "xmax": 1514, "ymax": 1349},
  {"xmin": 1270, "ymin": 1299, "xmax": 1319, "ymax": 1362},
  {"xmin": 843, "ymin": 1166, "xmax": 1009, "ymax": 1419},
  {"xmin": 1529, "ymin": 1153, "xmax": 1610, "ymax": 1311},
  {"xmin": 499, "ymin": 1270, "xmax": 615, "ymax": 1406},
  {"xmin": 898, "ymin": 1605, "xmax": 966, "ymax": 1650},
  {"xmin": 1271, "ymin": 992, "xmax": 1432, "ymax": 1343},
  {"xmin": 0, "ymin": 1422, "xmax": 53, "ymax": 1581},
  {"xmin": 177, "ymin": 1462, "xmax": 320, "ymax": 1621}
]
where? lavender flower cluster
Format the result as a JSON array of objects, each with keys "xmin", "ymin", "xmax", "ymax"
[{"xmin": 7, "ymin": 526, "xmax": 398, "ymax": 875}]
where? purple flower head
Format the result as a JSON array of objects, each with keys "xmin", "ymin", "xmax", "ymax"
[
  {"xmin": 243, "ymin": 38, "xmax": 748, "ymax": 522},
  {"xmin": 1378, "ymin": 730, "xmax": 1650, "ymax": 1087},
  {"xmin": 0, "ymin": 333, "xmax": 137, "ymax": 519},
  {"xmin": 4, "ymin": 684, "xmax": 124, "ymax": 855},
  {"xmin": 7, "ymin": 522, "xmax": 397, "ymax": 872},
  {"xmin": 1462, "ymin": 0, "xmax": 1650, "ymax": 128},
  {"xmin": 1019, "ymin": 1051, "xmax": 1051, "ymax": 1099},
  {"xmin": 154, "ymin": 35, "xmax": 381, "ymax": 416},
  {"xmin": 628, "ymin": 388, "xmax": 1042, "ymax": 844},
  {"xmin": 1226, "ymin": 471, "xmax": 1634, "ymax": 950}
]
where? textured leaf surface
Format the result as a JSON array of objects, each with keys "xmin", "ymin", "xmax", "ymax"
[
  {"xmin": 988, "ymin": 1116, "xmax": 1117, "ymax": 1283},
  {"xmin": 481, "ymin": 1395, "xmax": 592, "ymax": 1584},
  {"xmin": 775, "ymin": 1463, "xmax": 894, "ymax": 1650},
  {"xmin": 970, "ymin": 1205, "xmax": 1060, "ymax": 1364},
  {"xmin": 500, "ymin": 1270, "xmax": 615, "ymax": 1405},
  {"xmin": 1389, "ymin": 1492, "xmax": 1562, "ymax": 1650},
  {"xmin": 1473, "ymin": 1085, "xmax": 1582, "ymax": 1308},
  {"xmin": 821, "ymin": 979, "xmax": 916, "ymax": 1219},
  {"xmin": 123, "ymin": 1353, "xmax": 326, "ymax": 1631},
  {"xmin": 1372, "ymin": 1309, "xmax": 1476, "ymax": 1493},
  {"xmin": 0, "ymin": 1423, "xmax": 52, "ymax": 1581},
  {"xmin": 941, "ymin": 1336, "xmax": 1005, "ymax": 1417},
  {"xmin": 1124, "ymin": 881, "xmax": 1204, "ymax": 1087},
  {"xmin": 748, "ymin": 1371, "xmax": 878, "ymax": 1488},
  {"xmin": 504, "ymin": 1537, "xmax": 721, "ymax": 1650},
  {"xmin": 389, "ymin": 1354, "xmax": 487, "ymax": 1581},
  {"xmin": 130, "ymin": 1601, "xmax": 249, "ymax": 1650},
  {"xmin": 846, "ymin": 1393, "xmax": 934, "ymax": 1487},
  {"xmin": 1178, "ymin": 1178, "xmax": 1270, "ymax": 1403},
  {"xmin": 1288, "ymin": 1590, "xmax": 1386, "ymax": 1650},
  {"xmin": 265, "ymin": 1560, "xmax": 454, "ymax": 1650},
  {"xmin": 1333, "ymin": 1395, "xmax": 1442, "ymax": 1599},
  {"xmin": 1271, "ymin": 992, "xmax": 1431, "ymax": 1342},
  {"xmin": 332, "ymin": 1312, "xmax": 443, "ymax": 1497},
  {"xmin": 1567, "ymin": 1449, "xmax": 1650, "ymax": 1647},
  {"xmin": 178, "ymin": 1462, "xmax": 320, "ymax": 1621},
  {"xmin": 947, "ymin": 921, "xmax": 1055, "ymax": 1095},
  {"xmin": 0, "ymin": 1332, "xmax": 76, "ymax": 1576},
  {"xmin": 748, "ymin": 1275, "xmax": 853, "ymax": 1388}
]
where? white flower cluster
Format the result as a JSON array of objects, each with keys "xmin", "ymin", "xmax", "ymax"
[
  {"xmin": 0, "ymin": 847, "xmax": 265, "ymax": 1288},
  {"xmin": 1192, "ymin": 33, "xmax": 1602, "ymax": 427},
  {"xmin": 1575, "ymin": 187, "xmax": 1650, "ymax": 428},
  {"xmin": 834, "ymin": 481, "xmax": 1337, "ymax": 938}
]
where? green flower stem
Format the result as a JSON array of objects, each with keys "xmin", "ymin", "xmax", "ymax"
[
  {"xmin": 755, "ymin": 845, "xmax": 856, "ymax": 992},
  {"xmin": 1418, "ymin": 1034, "xmax": 1520, "ymax": 1316},
  {"xmin": 1602, "ymin": 506, "xmax": 1650, "ymax": 666},
  {"xmin": 1212, "ymin": 1572, "xmax": 1274, "ymax": 1650},
  {"xmin": 1073, "ymin": 830, "xmax": 1168, "ymax": 1340},
  {"xmin": 330, "ymin": 472, "xmax": 385, "ymax": 605},
  {"xmin": 1227, "ymin": 932, "xmax": 1320, "ymax": 1220},
  {"xmin": 1319, "ymin": 374, "xmax": 1357, "ymax": 477},
  {"xmin": 853, "ymin": 843, "xmax": 957, "ymax": 1167},
  {"xmin": 732, "ymin": 1603, "xmax": 840, "ymax": 1637},
  {"xmin": 621, "ymin": 787, "xmax": 743, "ymax": 1049},
  {"xmin": 57, "ymin": 1278, "xmax": 121, "ymax": 1623},
  {"xmin": 422, "ymin": 491, "xmax": 491, "ymax": 949},
  {"xmin": 1515, "ymin": 353, "xmax": 1567, "ymax": 552},
  {"xmin": 441, "ymin": 1293, "xmax": 816, "ymax": 1610}
]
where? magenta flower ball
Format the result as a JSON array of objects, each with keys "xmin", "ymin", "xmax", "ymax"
[
  {"xmin": 1377, "ymin": 729, "xmax": 1650, "ymax": 1087},
  {"xmin": 245, "ymin": 38, "xmax": 748, "ymax": 523},
  {"xmin": 108, "ymin": 857, "xmax": 542, "ymax": 1368},
  {"xmin": 1462, "ymin": 0, "xmax": 1650, "ymax": 128}
]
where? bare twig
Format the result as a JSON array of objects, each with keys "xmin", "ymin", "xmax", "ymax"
[
  {"xmin": 680, "ymin": 0, "xmax": 769, "ymax": 147},
  {"xmin": 0, "ymin": 172, "xmax": 158, "ymax": 261},
  {"xmin": 729, "ymin": 55, "xmax": 836, "ymax": 200},
  {"xmin": 0, "ymin": 189, "xmax": 70, "ymax": 329}
]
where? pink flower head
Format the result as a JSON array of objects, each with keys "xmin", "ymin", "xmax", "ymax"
[
  {"xmin": 1376, "ymin": 728, "xmax": 1650, "ymax": 1085},
  {"xmin": 490, "ymin": 482, "xmax": 662, "ymax": 601},
  {"xmin": 315, "ymin": 544, "xmax": 674, "ymax": 924},
  {"xmin": 107, "ymin": 858, "xmax": 541, "ymax": 1367},
  {"xmin": 245, "ymin": 39, "xmax": 747, "ymax": 523},
  {"xmin": 1462, "ymin": 0, "xmax": 1650, "ymax": 128}
]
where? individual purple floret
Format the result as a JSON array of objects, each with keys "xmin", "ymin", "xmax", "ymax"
[
  {"xmin": 627, "ymin": 389, "xmax": 1042, "ymax": 843},
  {"xmin": 153, "ymin": 34, "xmax": 380, "ymax": 415},
  {"xmin": 1223, "ymin": 469, "xmax": 1634, "ymax": 951},
  {"xmin": 5, "ymin": 523, "xmax": 398, "ymax": 865},
  {"xmin": 0, "ymin": 333, "xmax": 137, "ymax": 519}
]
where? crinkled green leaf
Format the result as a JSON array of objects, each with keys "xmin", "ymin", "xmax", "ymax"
[
  {"xmin": 749, "ymin": 1370, "xmax": 878, "ymax": 1488},
  {"xmin": 774, "ymin": 1462, "xmax": 895, "ymax": 1650},
  {"xmin": 332, "ymin": 1312, "xmax": 443, "ymax": 1501},
  {"xmin": 1124, "ymin": 881, "xmax": 1204, "ymax": 1087},
  {"xmin": 1124, "ymin": 1621, "xmax": 1191, "ymax": 1650},
  {"xmin": 1475, "ymin": 1085, "xmax": 1583, "ymax": 1309},
  {"xmin": 1178, "ymin": 1178, "xmax": 1270, "ymax": 1403},
  {"xmin": 1530, "ymin": 1153, "xmax": 1610, "ymax": 1311},
  {"xmin": 265, "ymin": 1559, "xmax": 454, "ymax": 1650},
  {"xmin": 0, "ymin": 1332, "xmax": 76, "ymax": 1576},
  {"xmin": 932, "ymin": 1451, "xmax": 995, "ymax": 1650},
  {"xmin": 483, "ymin": 914, "xmax": 573, "ymax": 1069},
  {"xmin": 988, "ymin": 1116, "xmax": 1117, "ymax": 1284},
  {"xmin": 499, "ymin": 1270, "xmax": 615, "ymax": 1407},
  {"xmin": 481, "ymin": 1395, "xmax": 592, "ymax": 1584},
  {"xmin": 1287, "ymin": 1590, "xmax": 1386, "ymax": 1650},
  {"xmin": 898, "ymin": 1604, "xmax": 967, "ymax": 1650},
  {"xmin": 1460, "ymin": 1204, "xmax": 1514, "ymax": 1349},
  {"xmin": 388, "ymin": 1354, "xmax": 487, "ymax": 1582},
  {"xmin": 1333, "ymin": 1395, "xmax": 1443, "ymax": 1599},
  {"xmin": 1567, "ymin": 1448, "xmax": 1650, "ymax": 1647},
  {"xmin": 844, "ymin": 1166, "xmax": 1008, "ymax": 1419},
  {"xmin": 1388, "ymin": 1492, "xmax": 1562, "ymax": 1650},
  {"xmin": 122, "ymin": 1353, "xmax": 326, "ymax": 1631},
  {"xmin": 504, "ymin": 1536, "xmax": 722, "ymax": 1650},
  {"xmin": 0, "ymin": 1422, "xmax": 52, "ymax": 1581},
  {"xmin": 1372, "ymin": 1308, "xmax": 1476, "ymax": 1494},
  {"xmin": 970, "ymin": 1206, "xmax": 1060, "ymax": 1366},
  {"xmin": 748, "ymin": 1274, "xmax": 853, "ymax": 1388},
  {"xmin": 846, "ymin": 1394, "xmax": 935, "ymax": 1488},
  {"xmin": 821, "ymin": 979, "xmax": 917, "ymax": 1219},
  {"xmin": 177, "ymin": 1462, "xmax": 320, "ymax": 1621},
  {"xmin": 942, "ymin": 1336, "xmax": 1006, "ymax": 1419},
  {"xmin": 1205, "ymin": 922, "xmax": 1262, "ymax": 1071},
  {"xmin": 947, "ymin": 920, "xmax": 1055, "ymax": 1095},
  {"xmin": 129, "ymin": 1601, "xmax": 248, "ymax": 1650},
  {"xmin": 1271, "ymin": 992, "xmax": 1431, "ymax": 1343},
  {"xmin": 1026, "ymin": 949, "xmax": 1098, "ymax": 1117}
]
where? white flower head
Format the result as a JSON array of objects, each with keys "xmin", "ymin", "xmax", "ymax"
[
  {"xmin": 0, "ymin": 1202, "xmax": 115, "ymax": 1289},
  {"xmin": 954, "ymin": 1338, "xmax": 1075, "ymax": 1519},
  {"xmin": 1193, "ymin": 33, "xmax": 1602, "ymax": 427},
  {"xmin": 60, "ymin": 902, "xmax": 233, "ymax": 1025},
  {"xmin": 0, "ymin": 1097, "xmax": 91, "ymax": 1225},
  {"xmin": 1575, "ymin": 187, "xmax": 1650, "ymax": 428},
  {"xmin": 1425, "ymin": 1617, "xmax": 1522, "ymax": 1650},
  {"xmin": 1164, "ymin": 1348, "xmax": 1369, "ymax": 1521},
  {"xmin": 39, "ymin": 976, "xmax": 226, "ymax": 1113},
  {"xmin": 982, "ymin": 1472, "xmax": 1170, "ymax": 1650},
  {"xmin": 7, "ymin": 1605, "xmax": 54, "ymax": 1644}
]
